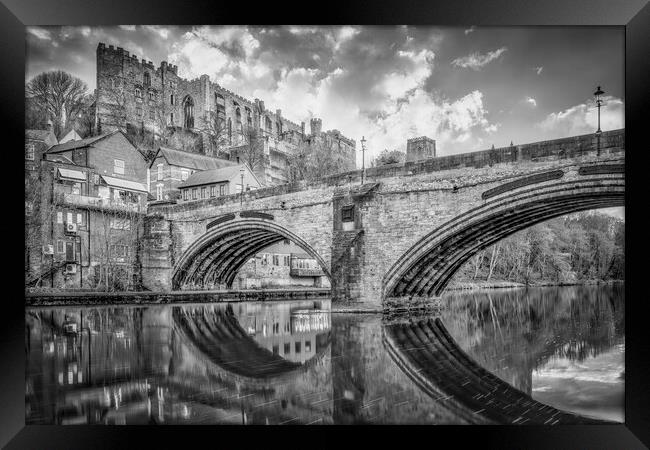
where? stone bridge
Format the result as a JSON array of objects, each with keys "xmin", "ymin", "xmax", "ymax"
[{"xmin": 142, "ymin": 129, "xmax": 625, "ymax": 307}]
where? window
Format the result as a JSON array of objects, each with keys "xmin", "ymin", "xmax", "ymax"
[
  {"xmin": 272, "ymin": 345, "xmax": 279, "ymax": 355},
  {"xmin": 170, "ymin": 94, "xmax": 174, "ymax": 105},
  {"xmin": 295, "ymin": 341, "xmax": 301, "ymax": 354},
  {"xmin": 157, "ymin": 164, "xmax": 163, "ymax": 180},
  {"xmin": 284, "ymin": 343, "xmax": 290, "ymax": 354},
  {"xmin": 180, "ymin": 169, "xmax": 190, "ymax": 181},
  {"xmin": 210, "ymin": 185, "xmax": 216, "ymax": 197},
  {"xmin": 283, "ymin": 255, "xmax": 290, "ymax": 266},
  {"xmin": 305, "ymin": 340, "xmax": 311, "ymax": 352},
  {"xmin": 170, "ymin": 113, "xmax": 174, "ymax": 126},
  {"xmin": 156, "ymin": 184, "xmax": 163, "ymax": 201},
  {"xmin": 148, "ymin": 91, "xmax": 155, "ymax": 101},
  {"xmin": 192, "ymin": 188, "xmax": 198, "ymax": 199},
  {"xmin": 71, "ymin": 183, "xmax": 81, "ymax": 195},
  {"xmin": 273, "ymin": 255, "xmax": 279, "ymax": 266},
  {"xmin": 341, "ymin": 205, "xmax": 355, "ymax": 222},
  {"xmin": 143, "ymin": 72, "xmax": 150, "ymax": 87},
  {"xmin": 219, "ymin": 184, "xmax": 225, "ymax": 196},
  {"xmin": 183, "ymin": 189, "xmax": 189, "ymax": 201},
  {"xmin": 76, "ymin": 213, "xmax": 83, "ymax": 225},
  {"xmin": 136, "ymin": 105, "xmax": 142, "ymax": 117},
  {"xmin": 56, "ymin": 240, "xmax": 64, "ymax": 253},
  {"xmin": 25, "ymin": 144, "xmax": 35, "ymax": 161},
  {"xmin": 201, "ymin": 187, "xmax": 207, "ymax": 199},
  {"xmin": 135, "ymin": 88, "xmax": 142, "ymax": 98},
  {"xmin": 114, "ymin": 159, "xmax": 124, "ymax": 175},
  {"xmin": 57, "ymin": 211, "xmax": 63, "ymax": 224},
  {"xmin": 66, "ymin": 212, "xmax": 73, "ymax": 224}
]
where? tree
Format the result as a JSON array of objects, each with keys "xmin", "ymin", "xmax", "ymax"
[
  {"xmin": 288, "ymin": 135, "xmax": 355, "ymax": 183},
  {"xmin": 26, "ymin": 71, "xmax": 88, "ymax": 138},
  {"xmin": 238, "ymin": 124, "xmax": 266, "ymax": 172},
  {"xmin": 200, "ymin": 110, "xmax": 231, "ymax": 158},
  {"xmin": 372, "ymin": 149, "xmax": 405, "ymax": 167}
]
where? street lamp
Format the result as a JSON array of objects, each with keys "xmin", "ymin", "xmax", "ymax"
[
  {"xmin": 240, "ymin": 167, "xmax": 245, "ymax": 207},
  {"xmin": 594, "ymin": 86, "xmax": 605, "ymax": 134},
  {"xmin": 360, "ymin": 136, "xmax": 367, "ymax": 185}
]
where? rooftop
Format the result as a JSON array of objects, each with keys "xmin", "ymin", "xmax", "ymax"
[
  {"xmin": 178, "ymin": 164, "xmax": 250, "ymax": 189},
  {"xmin": 46, "ymin": 131, "xmax": 119, "ymax": 153},
  {"xmin": 154, "ymin": 146, "xmax": 237, "ymax": 171}
]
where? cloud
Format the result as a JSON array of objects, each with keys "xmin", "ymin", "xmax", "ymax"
[
  {"xmin": 144, "ymin": 26, "xmax": 170, "ymax": 39},
  {"xmin": 537, "ymin": 96, "xmax": 624, "ymax": 137},
  {"xmin": 28, "ymin": 27, "xmax": 52, "ymax": 41},
  {"xmin": 119, "ymin": 25, "xmax": 136, "ymax": 31},
  {"xmin": 525, "ymin": 96, "xmax": 537, "ymax": 107},
  {"xmin": 535, "ymin": 66, "xmax": 543, "ymax": 75},
  {"xmin": 451, "ymin": 46, "xmax": 507, "ymax": 70},
  {"xmin": 464, "ymin": 26, "xmax": 476, "ymax": 35}
]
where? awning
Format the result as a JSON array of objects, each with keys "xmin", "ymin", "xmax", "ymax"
[
  {"xmin": 100, "ymin": 175, "xmax": 148, "ymax": 193},
  {"xmin": 57, "ymin": 168, "xmax": 86, "ymax": 181}
]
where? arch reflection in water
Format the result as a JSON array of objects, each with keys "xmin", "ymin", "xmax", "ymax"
[
  {"xmin": 25, "ymin": 285, "xmax": 623, "ymax": 424},
  {"xmin": 25, "ymin": 300, "xmax": 332, "ymax": 425}
]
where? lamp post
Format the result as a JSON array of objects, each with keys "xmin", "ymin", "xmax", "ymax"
[
  {"xmin": 240, "ymin": 167, "xmax": 245, "ymax": 207},
  {"xmin": 594, "ymin": 86, "xmax": 605, "ymax": 155},
  {"xmin": 594, "ymin": 86, "xmax": 605, "ymax": 134},
  {"xmin": 360, "ymin": 136, "xmax": 367, "ymax": 185}
]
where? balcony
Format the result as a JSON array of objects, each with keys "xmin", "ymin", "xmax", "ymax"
[
  {"xmin": 60, "ymin": 193, "xmax": 143, "ymax": 213},
  {"xmin": 290, "ymin": 267, "xmax": 325, "ymax": 277}
]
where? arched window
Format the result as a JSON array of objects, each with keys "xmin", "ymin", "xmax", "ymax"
[
  {"xmin": 276, "ymin": 121, "xmax": 282, "ymax": 137},
  {"xmin": 265, "ymin": 116, "xmax": 272, "ymax": 134},
  {"xmin": 143, "ymin": 72, "xmax": 151, "ymax": 87},
  {"xmin": 245, "ymin": 107, "xmax": 252, "ymax": 127},
  {"xmin": 227, "ymin": 118, "xmax": 232, "ymax": 144},
  {"xmin": 235, "ymin": 108, "xmax": 242, "ymax": 131},
  {"xmin": 183, "ymin": 95, "xmax": 195, "ymax": 129},
  {"xmin": 170, "ymin": 93, "xmax": 174, "ymax": 105}
]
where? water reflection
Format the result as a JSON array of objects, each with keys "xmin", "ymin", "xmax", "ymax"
[{"xmin": 25, "ymin": 285, "xmax": 624, "ymax": 424}]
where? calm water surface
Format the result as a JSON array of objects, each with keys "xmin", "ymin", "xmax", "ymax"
[{"xmin": 25, "ymin": 284, "xmax": 624, "ymax": 424}]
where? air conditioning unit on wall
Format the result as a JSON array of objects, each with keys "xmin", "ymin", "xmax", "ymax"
[
  {"xmin": 65, "ymin": 264, "xmax": 77, "ymax": 274},
  {"xmin": 42, "ymin": 244, "xmax": 54, "ymax": 255},
  {"xmin": 65, "ymin": 222, "xmax": 78, "ymax": 234}
]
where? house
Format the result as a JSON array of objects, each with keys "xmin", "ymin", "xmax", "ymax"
[
  {"xmin": 148, "ymin": 146, "xmax": 236, "ymax": 201},
  {"xmin": 26, "ymin": 130, "xmax": 149, "ymax": 290},
  {"xmin": 59, "ymin": 129, "xmax": 83, "ymax": 144},
  {"xmin": 177, "ymin": 163, "xmax": 261, "ymax": 202},
  {"xmin": 25, "ymin": 127, "xmax": 58, "ymax": 172}
]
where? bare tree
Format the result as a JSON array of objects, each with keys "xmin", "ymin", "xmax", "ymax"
[
  {"xmin": 288, "ymin": 135, "xmax": 354, "ymax": 183},
  {"xmin": 200, "ymin": 110, "xmax": 231, "ymax": 158},
  {"xmin": 26, "ymin": 71, "xmax": 88, "ymax": 138},
  {"xmin": 238, "ymin": 124, "xmax": 266, "ymax": 172}
]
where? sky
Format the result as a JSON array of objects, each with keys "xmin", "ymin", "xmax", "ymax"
[{"xmin": 26, "ymin": 25, "xmax": 625, "ymax": 164}]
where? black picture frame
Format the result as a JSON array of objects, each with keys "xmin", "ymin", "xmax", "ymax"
[{"xmin": 4, "ymin": 0, "xmax": 649, "ymax": 447}]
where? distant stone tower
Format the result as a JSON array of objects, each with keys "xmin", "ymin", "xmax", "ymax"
[
  {"xmin": 310, "ymin": 118, "xmax": 323, "ymax": 136},
  {"xmin": 406, "ymin": 136, "xmax": 436, "ymax": 162}
]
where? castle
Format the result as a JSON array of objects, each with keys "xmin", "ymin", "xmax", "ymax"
[{"xmin": 95, "ymin": 43, "xmax": 357, "ymax": 186}]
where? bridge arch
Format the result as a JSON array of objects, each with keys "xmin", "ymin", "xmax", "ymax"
[
  {"xmin": 383, "ymin": 171, "xmax": 624, "ymax": 299},
  {"xmin": 172, "ymin": 218, "xmax": 331, "ymax": 290}
]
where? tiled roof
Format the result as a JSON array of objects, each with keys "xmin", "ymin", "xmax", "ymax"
[
  {"xmin": 177, "ymin": 165, "xmax": 247, "ymax": 189},
  {"xmin": 26, "ymin": 130, "xmax": 54, "ymax": 141},
  {"xmin": 155, "ymin": 146, "xmax": 237, "ymax": 171},
  {"xmin": 46, "ymin": 131, "xmax": 118, "ymax": 153}
]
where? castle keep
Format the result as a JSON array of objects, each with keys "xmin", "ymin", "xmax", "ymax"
[{"xmin": 95, "ymin": 43, "xmax": 357, "ymax": 186}]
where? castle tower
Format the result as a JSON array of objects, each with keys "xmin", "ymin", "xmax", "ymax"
[
  {"xmin": 406, "ymin": 136, "xmax": 436, "ymax": 162},
  {"xmin": 310, "ymin": 118, "xmax": 322, "ymax": 136}
]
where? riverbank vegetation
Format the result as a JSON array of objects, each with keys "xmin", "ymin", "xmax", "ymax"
[{"xmin": 450, "ymin": 210, "xmax": 624, "ymax": 288}]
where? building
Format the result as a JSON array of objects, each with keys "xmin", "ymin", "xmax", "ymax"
[
  {"xmin": 25, "ymin": 127, "xmax": 58, "ymax": 173},
  {"xmin": 406, "ymin": 136, "xmax": 436, "ymax": 162},
  {"xmin": 233, "ymin": 241, "xmax": 330, "ymax": 290},
  {"xmin": 25, "ymin": 130, "xmax": 149, "ymax": 289},
  {"xmin": 95, "ymin": 42, "xmax": 356, "ymax": 186},
  {"xmin": 148, "ymin": 146, "xmax": 236, "ymax": 202},
  {"xmin": 59, "ymin": 129, "xmax": 83, "ymax": 144},
  {"xmin": 177, "ymin": 164, "xmax": 262, "ymax": 202}
]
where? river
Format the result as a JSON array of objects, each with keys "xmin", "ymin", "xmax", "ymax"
[{"xmin": 24, "ymin": 284, "xmax": 624, "ymax": 425}]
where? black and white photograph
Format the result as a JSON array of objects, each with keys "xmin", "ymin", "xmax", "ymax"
[{"xmin": 16, "ymin": 14, "xmax": 635, "ymax": 433}]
